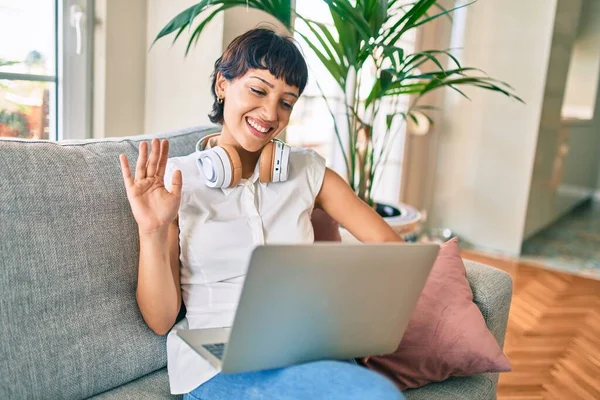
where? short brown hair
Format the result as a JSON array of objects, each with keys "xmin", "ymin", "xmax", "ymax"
[{"xmin": 209, "ymin": 28, "xmax": 308, "ymax": 124}]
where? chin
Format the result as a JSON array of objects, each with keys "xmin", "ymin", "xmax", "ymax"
[
  {"xmin": 231, "ymin": 132, "xmax": 262, "ymax": 153},
  {"xmin": 242, "ymin": 124, "xmax": 277, "ymax": 151}
]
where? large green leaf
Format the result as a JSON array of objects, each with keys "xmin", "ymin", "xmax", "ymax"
[
  {"xmin": 323, "ymin": 0, "xmax": 374, "ymax": 40},
  {"xmin": 381, "ymin": 45, "xmax": 405, "ymax": 71},
  {"xmin": 295, "ymin": 30, "xmax": 346, "ymax": 88},
  {"xmin": 298, "ymin": 16, "xmax": 345, "ymax": 65},
  {"xmin": 388, "ymin": 75, "xmax": 524, "ymax": 103},
  {"xmin": 152, "ymin": 0, "xmax": 293, "ymax": 51},
  {"xmin": 403, "ymin": 67, "xmax": 479, "ymax": 80},
  {"xmin": 400, "ymin": 50, "xmax": 448, "ymax": 77},
  {"xmin": 364, "ymin": 68, "xmax": 394, "ymax": 108},
  {"xmin": 406, "ymin": 49, "xmax": 463, "ymax": 72},
  {"xmin": 152, "ymin": 2, "xmax": 203, "ymax": 46},
  {"xmin": 152, "ymin": 0, "xmax": 523, "ymax": 204},
  {"xmin": 183, "ymin": 6, "xmax": 227, "ymax": 55},
  {"xmin": 329, "ymin": 7, "xmax": 360, "ymax": 68},
  {"xmin": 362, "ymin": 0, "xmax": 388, "ymax": 35},
  {"xmin": 294, "ymin": 16, "xmax": 348, "ymax": 87},
  {"xmin": 379, "ymin": 0, "xmax": 436, "ymax": 46},
  {"xmin": 411, "ymin": 1, "xmax": 475, "ymax": 31},
  {"xmin": 381, "ymin": 0, "xmax": 469, "ymax": 47}
]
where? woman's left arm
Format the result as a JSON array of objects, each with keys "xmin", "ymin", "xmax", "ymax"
[{"xmin": 315, "ymin": 168, "xmax": 404, "ymax": 243}]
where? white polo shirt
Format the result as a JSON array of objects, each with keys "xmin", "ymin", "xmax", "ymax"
[{"xmin": 162, "ymin": 145, "xmax": 326, "ymax": 395}]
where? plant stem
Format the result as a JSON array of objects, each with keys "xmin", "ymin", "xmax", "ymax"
[{"xmin": 311, "ymin": 68, "xmax": 351, "ymax": 179}]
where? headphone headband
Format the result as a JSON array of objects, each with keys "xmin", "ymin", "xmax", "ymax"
[
  {"xmin": 196, "ymin": 134, "xmax": 285, "ymax": 151},
  {"xmin": 196, "ymin": 133, "xmax": 220, "ymax": 152},
  {"xmin": 195, "ymin": 134, "xmax": 290, "ymax": 188}
]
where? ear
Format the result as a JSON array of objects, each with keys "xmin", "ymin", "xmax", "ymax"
[{"xmin": 215, "ymin": 71, "xmax": 228, "ymax": 98}]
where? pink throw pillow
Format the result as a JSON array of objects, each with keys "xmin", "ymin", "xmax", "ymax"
[
  {"xmin": 311, "ymin": 208, "xmax": 341, "ymax": 242},
  {"xmin": 360, "ymin": 237, "xmax": 511, "ymax": 389}
]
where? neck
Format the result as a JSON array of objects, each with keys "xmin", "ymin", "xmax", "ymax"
[{"xmin": 216, "ymin": 130, "xmax": 260, "ymax": 179}]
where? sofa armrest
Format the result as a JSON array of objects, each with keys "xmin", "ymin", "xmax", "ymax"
[{"xmin": 463, "ymin": 260, "xmax": 512, "ymax": 349}]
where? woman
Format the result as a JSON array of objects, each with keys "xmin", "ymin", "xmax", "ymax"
[{"xmin": 119, "ymin": 28, "xmax": 405, "ymax": 399}]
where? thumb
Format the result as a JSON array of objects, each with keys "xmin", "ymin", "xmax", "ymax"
[{"xmin": 170, "ymin": 169, "xmax": 183, "ymax": 197}]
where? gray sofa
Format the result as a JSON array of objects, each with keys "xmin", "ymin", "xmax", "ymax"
[{"xmin": 0, "ymin": 126, "xmax": 512, "ymax": 399}]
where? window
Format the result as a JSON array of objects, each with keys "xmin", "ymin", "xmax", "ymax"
[
  {"xmin": 0, "ymin": 0, "xmax": 92, "ymax": 141},
  {"xmin": 287, "ymin": 1, "xmax": 416, "ymax": 204}
]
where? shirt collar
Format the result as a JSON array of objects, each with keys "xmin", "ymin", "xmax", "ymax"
[{"xmin": 220, "ymin": 162, "xmax": 261, "ymax": 196}]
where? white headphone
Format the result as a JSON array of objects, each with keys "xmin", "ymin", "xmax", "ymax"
[{"xmin": 195, "ymin": 133, "xmax": 291, "ymax": 188}]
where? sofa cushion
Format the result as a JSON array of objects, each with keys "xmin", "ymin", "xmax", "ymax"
[
  {"xmin": 360, "ymin": 238, "xmax": 511, "ymax": 389},
  {"xmin": 90, "ymin": 368, "xmax": 180, "ymax": 400},
  {"xmin": 403, "ymin": 374, "xmax": 497, "ymax": 400},
  {"xmin": 0, "ymin": 126, "xmax": 218, "ymax": 399},
  {"xmin": 311, "ymin": 208, "xmax": 342, "ymax": 241}
]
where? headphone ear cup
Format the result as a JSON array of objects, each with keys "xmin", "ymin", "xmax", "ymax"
[
  {"xmin": 271, "ymin": 140, "xmax": 287, "ymax": 183},
  {"xmin": 259, "ymin": 142, "xmax": 275, "ymax": 183},
  {"xmin": 219, "ymin": 144, "xmax": 243, "ymax": 187},
  {"xmin": 279, "ymin": 143, "xmax": 291, "ymax": 182},
  {"xmin": 197, "ymin": 149, "xmax": 226, "ymax": 188}
]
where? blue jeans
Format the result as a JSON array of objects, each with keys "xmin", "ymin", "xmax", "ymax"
[{"xmin": 183, "ymin": 360, "xmax": 405, "ymax": 400}]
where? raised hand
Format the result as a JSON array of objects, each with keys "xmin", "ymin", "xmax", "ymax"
[{"xmin": 119, "ymin": 138, "xmax": 182, "ymax": 234}]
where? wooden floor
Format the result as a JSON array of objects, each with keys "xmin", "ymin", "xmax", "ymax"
[{"xmin": 460, "ymin": 250, "xmax": 600, "ymax": 400}]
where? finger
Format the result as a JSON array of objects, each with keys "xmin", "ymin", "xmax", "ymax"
[
  {"xmin": 135, "ymin": 141, "xmax": 148, "ymax": 181},
  {"xmin": 146, "ymin": 138, "xmax": 160, "ymax": 177},
  {"xmin": 119, "ymin": 154, "xmax": 134, "ymax": 189},
  {"xmin": 156, "ymin": 139, "xmax": 169, "ymax": 178},
  {"xmin": 170, "ymin": 169, "xmax": 183, "ymax": 197}
]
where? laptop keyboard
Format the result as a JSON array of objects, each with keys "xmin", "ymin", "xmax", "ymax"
[{"xmin": 202, "ymin": 343, "xmax": 226, "ymax": 360}]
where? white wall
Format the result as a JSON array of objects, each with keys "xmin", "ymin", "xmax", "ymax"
[
  {"xmin": 222, "ymin": 7, "xmax": 289, "ymax": 47},
  {"xmin": 541, "ymin": 0, "xmax": 600, "ymax": 219},
  {"xmin": 426, "ymin": 0, "xmax": 559, "ymax": 255},
  {"xmin": 422, "ymin": 0, "xmax": 600, "ymax": 254},
  {"xmin": 143, "ymin": 4, "xmax": 286, "ymax": 135},
  {"xmin": 523, "ymin": 0, "xmax": 583, "ymax": 238},
  {"xmin": 94, "ymin": 2, "xmax": 292, "ymax": 137},
  {"xmin": 93, "ymin": 0, "xmax": 147, "ymax": 138},
  {"xmin": 144, "ymin": 1, "xmax": 224, "ymax": 135}
]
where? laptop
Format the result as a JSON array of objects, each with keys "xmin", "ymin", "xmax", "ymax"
[{"xmin": 175, "ymin": 242, "xmax": 439, "ymax": 374}]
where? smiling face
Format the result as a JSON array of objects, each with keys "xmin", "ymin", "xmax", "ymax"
[
  {"xmin": 207, "ymin": 28, "xmax": 308, "ymax": 154},
  {"xmin": 215, "ymin": 68, "xmax": 300, "ymax": 153}
]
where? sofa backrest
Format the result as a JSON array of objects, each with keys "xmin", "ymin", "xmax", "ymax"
[
  {"xmin": 0, "ymin": 125, "xmax": 341, "ymax": 399},
  {"xmin": 0, "ymin": 126, "xmax": 220, "ymax": 399}
]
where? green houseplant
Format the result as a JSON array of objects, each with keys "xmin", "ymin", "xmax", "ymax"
[
  {"xmin": 0, "ymin": 110, "xmax": 28, "ymax": 138},
  {"xmin": 153, "ymin": 0, "xmax": 521, "ymax": 235}
]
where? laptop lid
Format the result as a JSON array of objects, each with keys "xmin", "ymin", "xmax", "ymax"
[{"xmin": 220, "ymin": 242, "xmax": 439, "ymax": 373}]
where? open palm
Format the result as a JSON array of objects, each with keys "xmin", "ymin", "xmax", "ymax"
[{"xmin": 119, "ymin": 138, "xmax": 182, "ymax": 234}]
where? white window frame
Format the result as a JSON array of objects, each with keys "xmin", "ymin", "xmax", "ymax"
[
  {"xmin": 0, "ymin": 0, "xmax": 93, "ymax": 141},
  {"xmin": 58, "ymin": 0, "xmax": 94, "ymax": 140}
]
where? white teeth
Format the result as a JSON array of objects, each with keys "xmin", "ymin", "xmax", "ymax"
[{"xmin": 247, "ymin": 118, "xmax": 269, "ymax": 133}]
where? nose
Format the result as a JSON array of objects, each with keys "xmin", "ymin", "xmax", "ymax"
[{"xmin": 260, "ymin": 98, "xmax": 278, "ymax": 123}]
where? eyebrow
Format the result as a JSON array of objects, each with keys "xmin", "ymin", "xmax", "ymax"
[{"xmin": 250, "ymin": 76, "xmax": 299, "ymax": 99}]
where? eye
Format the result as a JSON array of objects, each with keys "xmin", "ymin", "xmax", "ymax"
[
  {"xmin": 250, "ymin": 87, "xmax": 265, "ymax": 96},
  {"xmin": 281, "ymin": 101, "xmax": 293, "ymax": 111}
]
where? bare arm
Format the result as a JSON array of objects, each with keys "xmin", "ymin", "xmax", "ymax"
[
  {"xmin": 315, "ymin": 168, "xmax": 403, "ymax": 243},
  {"xmin": 120, "ymin": 138, "xmax": 183, "ymax": 335},
  {"xmin": 136, "ymin": 219, "xmax": 182, "ymax": 335}
]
